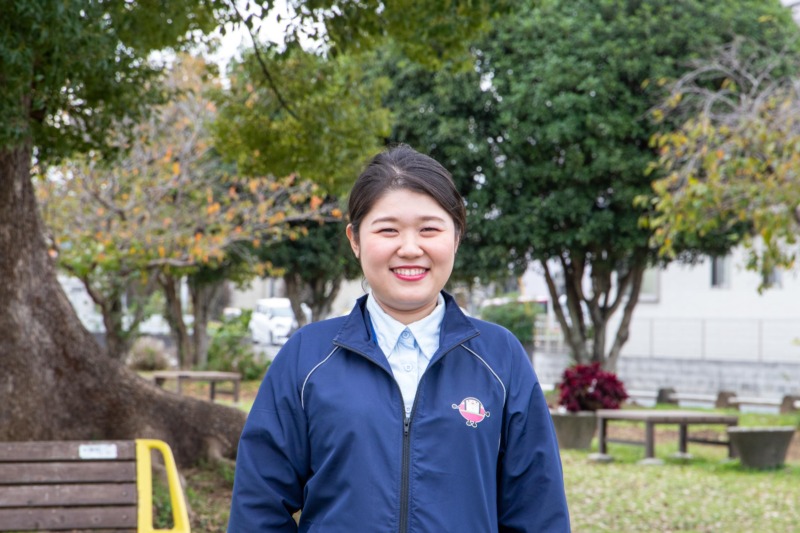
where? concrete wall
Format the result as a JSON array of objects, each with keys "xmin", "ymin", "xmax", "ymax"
[{"xmin": 533, "ymin": 350, "xmax": 800, "ymax": 399}]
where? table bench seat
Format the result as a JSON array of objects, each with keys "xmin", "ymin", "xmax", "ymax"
[
  {"xmin": 151, "ymin": 370, "xmax": 241, "ymax": 403},
  {"xmin": 595, "ymin": 409, "xmax": 739, "ymax": 464}
]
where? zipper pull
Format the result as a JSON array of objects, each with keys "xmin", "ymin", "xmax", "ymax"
[{"xmin": 404, "ymin": 416, "xmax": 410, "ymax": 436}]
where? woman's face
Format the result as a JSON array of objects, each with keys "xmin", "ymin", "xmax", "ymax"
[{"xmin": 346, "ymin": 188, "xmax": 458, "ymax": 324}]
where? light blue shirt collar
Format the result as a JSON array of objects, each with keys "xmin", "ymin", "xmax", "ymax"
[{"xmin": 366, "ymin": 292, "xmax": 445, "ymax": 360}]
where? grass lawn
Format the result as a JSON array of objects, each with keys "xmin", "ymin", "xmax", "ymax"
[{"xmin": 173, "ymin": 381, "xmax": 799, "ymax": 532}]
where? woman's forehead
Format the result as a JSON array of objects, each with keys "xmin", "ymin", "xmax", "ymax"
[{"xmin": 365, "ymin": 189, "xmax": 449, "ymax": 219}]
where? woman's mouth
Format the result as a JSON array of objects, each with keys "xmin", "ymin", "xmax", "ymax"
[{"xmin": 392, "ymin": 267, "xmax": 428, "ymax": 281}]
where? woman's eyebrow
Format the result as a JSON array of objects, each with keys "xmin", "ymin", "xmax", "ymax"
[{"xmin": 369, "ymin": 215, "xmax": 447, "ymax": 224}]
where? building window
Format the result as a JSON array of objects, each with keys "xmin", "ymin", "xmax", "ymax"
[
  {"xmin": 710, "ymin": 255, "xmax": 730, "ymax": 288},
  {"xmin": 638, "ymin": 268, "xmax": 659, "ymax": 302},
  {"xmin": 763, "ymin": 267, "xmax": 782, "ymax": 289}
]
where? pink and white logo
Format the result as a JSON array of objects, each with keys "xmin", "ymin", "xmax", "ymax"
[{"xmin": 452, "ymin": 397, "xmax": 490, "ymax": 428}]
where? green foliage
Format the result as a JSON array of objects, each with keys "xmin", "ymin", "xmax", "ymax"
[
  {"xmin": 274, "ymin": 0, "xmax": 510, "ymax": 69},
  {"xmin": 646, "ymin": 39, "xmax": 800, "ymax": 281},
  {"xmin": 0, "ymin": 0, "xmax": 221, "ymax": 158},
  {"xmin": 379, "ymin": 0, "xmax": 800, "ymax": 364},
  {"xmin": 151, "ymin": 474, "xmax": 175, "ymax": 529},
  {"xmin": 212, "ymin": 46, "xmax": 391, "ymax": 195},
  {"xmin": 480, "ymin": 299, "xmax": 537, "ymax": 346},
  {"xmin": 206, "ymin": 311, "xmax": 269, "ymax": 380}
]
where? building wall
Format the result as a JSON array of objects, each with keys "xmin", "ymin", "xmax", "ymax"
[
  {"xmin": 533, "ymin": 350, "xmax": 800, "ymax": 399},
  {"xmin": 523, "ymin": 245, "xmax": 800, "ymax": 396},
  {"xmin": 624, "ymin": 248, "xmax": 800, "ymax": 363}
]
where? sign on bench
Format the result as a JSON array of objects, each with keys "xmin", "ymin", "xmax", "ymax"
[{"xmin": 0, "ymin": 439, "xmax": 190, "ymax": 532}]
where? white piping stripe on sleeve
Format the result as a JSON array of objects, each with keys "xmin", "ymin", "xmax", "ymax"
[
  {"xmin": 301, "ymin": 346, "xmax": 339, "ymax": 410},
  {"xmin": 461, "ymin": 344, "xmax": 507, "ymax": 405}
]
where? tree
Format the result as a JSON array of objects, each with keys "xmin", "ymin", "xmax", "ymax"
[
  {"xmin": 1, "ymin": 0, "xmax": 247, "ymax": 466},
  {"xmin": 258, "ymin": 210, "xmax": 362, "ymax": 325},
  {"xmin": 1, "ymin": 0, "xmax": 505, "ymax": 465},
  {"xmin": 213, "ymin": 45, "xmax": 393, "ymax": 194},
  {"xmin": 647, "ymin": 38, "xmax": 800, "ymax": 284},
  {"xmin": 381, "ymin": 0, "xmax": 800, "ymax": 371},
  {"xmin": 38, "ymin": 55, "xmax": 326, "ymax": 367}
]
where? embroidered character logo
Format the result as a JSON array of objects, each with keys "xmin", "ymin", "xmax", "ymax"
[{"xmin": 452, "ymin": 397, "xmax": 490, "ymax": 428}]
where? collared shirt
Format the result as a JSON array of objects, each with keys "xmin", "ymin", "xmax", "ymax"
[{"xmin": 366, "ymin": 292, "xmax": 445, "ymax": 418}]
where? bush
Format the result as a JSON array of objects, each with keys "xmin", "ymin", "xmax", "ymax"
[
  {"xmin": 557, "ymin": 362, "xmax": 628, "ymax": 412},
  {"xmin": 127, "ymin": 337, "xmax": 172, "ymax": 371},
  {"xmin": 480, "ymin": 300, "xmax": 536, "ymax": 346},
  {"xmin": 206, "ymin": 310, "xmax": 269, "ymax": 380}
]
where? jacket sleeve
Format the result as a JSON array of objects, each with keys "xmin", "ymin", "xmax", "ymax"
[
  {"xmin": 498, "ymin": 336, "xmax": 571, "ymax": 532},
  {"xmin": 228, "ymin": 335, "xmax": 309, "ymax": 532}
]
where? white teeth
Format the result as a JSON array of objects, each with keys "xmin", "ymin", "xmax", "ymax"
[{"xmin": 394, "ymin": 268, "xmax": 426, "ymax": 276}]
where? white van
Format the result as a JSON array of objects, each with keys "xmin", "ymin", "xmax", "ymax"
[{"xmin": 249, "ymin": 297, "xmax": 310, "ymax": 345}]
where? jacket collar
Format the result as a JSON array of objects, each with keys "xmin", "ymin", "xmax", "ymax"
[{"xmin": 333, "ymin": 291, "xmax": 479, "ymax": 371}]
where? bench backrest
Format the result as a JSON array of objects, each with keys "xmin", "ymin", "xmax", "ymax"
[{"xmin": 0, "ymin": 439, "xmax": 190, "ymax": 532}]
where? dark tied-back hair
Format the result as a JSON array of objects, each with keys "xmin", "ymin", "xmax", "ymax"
[{"xmin": 348, "ymin": 144, "xmax": 467, "ymax": 242}]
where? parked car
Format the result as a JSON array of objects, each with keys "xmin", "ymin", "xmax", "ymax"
[{"xmin": 249, "ymin": 297, "xmax": 311, "ymax": 345}]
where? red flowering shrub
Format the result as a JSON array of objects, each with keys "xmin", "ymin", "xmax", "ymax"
[{"xmin": 556, "ymin": 363, "xmax": 628, "ymax": 412}]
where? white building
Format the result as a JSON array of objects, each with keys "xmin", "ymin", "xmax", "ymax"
[{"xmin": 524, "ymin": 248, "xmax": 800, "ymax": 397}]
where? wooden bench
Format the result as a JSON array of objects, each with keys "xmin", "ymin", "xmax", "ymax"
[
  {"xmin": 151, "ymin": 370, "xmax": 241, "ymax": 403},
  {"xmin": 0, "ymin": 439, "xmax": 190, "ymax": 532}
]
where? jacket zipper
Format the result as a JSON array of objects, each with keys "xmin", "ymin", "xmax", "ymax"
[{"xmin": 399, "ymin": 413, "xmax": 411, "ymax": 533}]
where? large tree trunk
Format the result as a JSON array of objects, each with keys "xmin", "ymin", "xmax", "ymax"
[{"xmin": 0, "ymin": 142, "xmax": 244, "ymax": 467}]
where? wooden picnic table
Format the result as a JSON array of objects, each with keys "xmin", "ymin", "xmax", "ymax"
[
  {"xmin": 151, "ymin": 370, "xmax": 241, "ymax": 403},
  {"xmin": 595, "ymin": 409, "xmax": 739, "ymax": 463}
]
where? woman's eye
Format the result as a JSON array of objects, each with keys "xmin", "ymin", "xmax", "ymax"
[
  {"xmin": 377, "ymin": 228, "xmax": 397, "ymax": 234},
  {"xmin": 421, "ymin": 227, "xmax": 440, "ymax": 233}
]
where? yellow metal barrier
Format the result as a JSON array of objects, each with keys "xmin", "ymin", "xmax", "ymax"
[{"xmin": 135, "ymin": 439, "xmax": 192, "ymax": 533}]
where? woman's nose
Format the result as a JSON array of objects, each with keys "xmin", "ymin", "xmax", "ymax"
[{"xmin": 397, "ymin": 233, "xmax": 423, "ymax": 256}]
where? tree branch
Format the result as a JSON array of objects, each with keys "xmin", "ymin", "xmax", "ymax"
[{"xmin": 228, "ymin": 0, "xmax": 300, "ymax": 121}]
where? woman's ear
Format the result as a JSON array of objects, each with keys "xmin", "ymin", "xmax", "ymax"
[{"xmin": 346, "ymin": 224, "xmax": 360, "ymax": 260}]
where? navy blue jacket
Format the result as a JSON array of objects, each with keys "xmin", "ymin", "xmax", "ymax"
[{"xmin": 228, "ymin": 292, "xmax": 570, "ymax": 532}]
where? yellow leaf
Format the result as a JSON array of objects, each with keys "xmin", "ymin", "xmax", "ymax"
[
  {"xmin": 310, "ymin": 195, "xmax": 323, "ymax": 210},
  {"xmin": 268, "ymin": 212, "xmax": 286, "ymax": 225},
  {"xmin": 331, "ymin": 208, "xmax": 343, "ymax": 218},
  {"xmin": 158, "ymin": 246, "xmax": 166, "ymax": 258},
  {"xmin": 172, "ymin": 162, "xmax": 180, "ymax": 175}
]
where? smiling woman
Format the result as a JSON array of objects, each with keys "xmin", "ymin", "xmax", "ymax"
[
  {"xmin": 346, "ymin": 189, "xmax": 458, "ymax": 324},
  {"xmin": 228, "ymin": 144, "xmax": 571, "ymax": 532}
]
